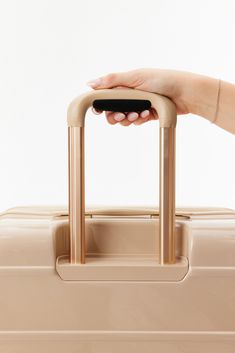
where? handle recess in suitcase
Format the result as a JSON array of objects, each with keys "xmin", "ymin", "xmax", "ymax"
[{"xmin": 67, "ymin": 88, "xmax": 177, "ymax": 265}]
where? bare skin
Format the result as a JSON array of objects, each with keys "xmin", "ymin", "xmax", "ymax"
[{"xmin": 87, "ymin": 68, "xmax": 235, "ymax": 134}]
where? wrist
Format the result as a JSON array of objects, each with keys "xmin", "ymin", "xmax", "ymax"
[{"xmin": 179, "ymin": 72, "xmax": 219, "ymax": 121}]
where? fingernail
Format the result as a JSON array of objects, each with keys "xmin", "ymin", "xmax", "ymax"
[
  {"xmin": 114, "ymin": 113, "xmax": 126, "ymax": 121},
  {"xmin": 127, "ymin": 112, "xmax": 139, "ymax": 121},
  {"xmin": 87, "ymin": 77, "xmax": 102, "ymax": 88},
  {"xmin": 140, "ymin": 110, "xmax": 150, "ymax": 118}
]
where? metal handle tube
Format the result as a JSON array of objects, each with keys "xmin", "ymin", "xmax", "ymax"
[
  {"xmin": 69, "ymin": 126, "xmax": 85, "ymax": 264},
  {"xmin": 159, "ymin": 127, "xmax": 176, "ymax": 264},
  {"xmin": 67, "ymin": 89, "xmax": 177, "ymax": 265}
]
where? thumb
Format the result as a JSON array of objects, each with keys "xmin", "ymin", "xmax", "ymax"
[{"xmin": 87, "ymin": 71, "xmax": 139, "ymax": 89}]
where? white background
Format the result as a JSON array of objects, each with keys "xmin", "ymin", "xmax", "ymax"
[{"xmin": 0, "ymin": 0, "xmax": 235, "ymax": 212}]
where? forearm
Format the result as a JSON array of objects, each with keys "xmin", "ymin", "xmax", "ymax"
[{"xmin": 181, "ymin": 73, "xmax": 235, "ymax": 134}]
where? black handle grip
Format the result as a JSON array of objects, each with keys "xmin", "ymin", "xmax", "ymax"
[{"xmin": 92, "ymin": 99, "xmax": 151, "ymax": 113}]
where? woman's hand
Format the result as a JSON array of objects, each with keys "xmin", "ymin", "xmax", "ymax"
[
  {"xmin": 87, "ymin": 69, "xmax": 235, "ymax": 134},
  {"xmin": 87, "ymin": 68, "xmax": 190, "ymax": 126}
]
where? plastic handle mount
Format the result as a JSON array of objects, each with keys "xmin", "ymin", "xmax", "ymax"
[{"xmin": 67, "ymin": 88, "xmax": 176, "ymax": 128}]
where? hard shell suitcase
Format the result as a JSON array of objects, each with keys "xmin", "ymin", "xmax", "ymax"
[{"xmin": 0, "ymin": 89, "xmax": 235, "ymax": 353}]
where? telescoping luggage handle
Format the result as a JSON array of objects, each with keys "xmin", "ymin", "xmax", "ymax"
[{"xmin": 67, "ymin": 88, "xmax": 177, "ymax": 265}]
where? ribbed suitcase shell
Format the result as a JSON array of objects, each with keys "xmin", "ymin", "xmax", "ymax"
[{"xmin": 0, "ymin": 206, "xmax": 234, "ymax": 353}]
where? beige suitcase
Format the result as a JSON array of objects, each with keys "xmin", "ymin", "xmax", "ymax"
[{"xmin": 0, "ymin": 89, "xmax": 234, "ymax": 353}]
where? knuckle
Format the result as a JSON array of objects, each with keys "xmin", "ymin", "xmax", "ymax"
[{"xmin": 105, "ymin": 73, "xmax": 116, "ymax": 85}]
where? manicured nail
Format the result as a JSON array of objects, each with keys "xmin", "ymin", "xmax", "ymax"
[
  {"xmin": 87, "ymin": 77, "xmax": 102, "ymax": 88},
  {"xmin": 127, "ymin": 112, "xmax": 139, "ymax": 121},
  {"xmin": 140, "ymin": 110, "xmax": 150, "ymax": 118},
  {"xmin": 114, "ymin": 113, "xmax": 126, "ymax": 121}
]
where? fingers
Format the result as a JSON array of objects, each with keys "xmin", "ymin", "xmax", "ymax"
[
  {"xmin": 132, "ymin": 110, "xmax": 157, "ymax": 125},
  {"xmin": 87, "ymin": 70, "xmax": 141, "ymax": 90},
  {"xmin": 127, "ymin": 112, "xmax": 139, "ymax": 122},
  {"xmin": 88, "ymin": 69, "xmax": 159, "ymax": 125},
  {"xmin": 106, "ymin": 111, "xmax": 125, "ymax": 125},
  {"xmin": 106, "ymin": 109, "xmax": 158, "ymax": 126},
  {"xmin": 91, "ymin": 106, "xmax": 158, "ymax": 126}
]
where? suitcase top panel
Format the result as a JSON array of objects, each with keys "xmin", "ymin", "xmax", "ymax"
[{"xmin": 1, "ymin": 206, "xmax": 235, "ymax": 220}]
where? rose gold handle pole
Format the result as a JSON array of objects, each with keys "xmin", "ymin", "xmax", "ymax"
[
  {"xmin": 68, "ymin": 126, "xmax": 85, "ymax": 264},
  {"xmin": 159, "ymin": 127, "xmax": 176, "ymax": 265},
  {"xmin": 67, "ymin": 89, "xmax": 177, "ymax": 266}
]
